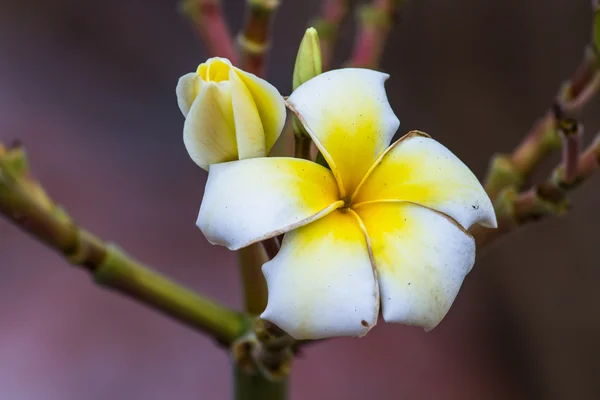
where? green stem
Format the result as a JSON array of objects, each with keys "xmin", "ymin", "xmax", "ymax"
[
  {"xmin": 97, "ymin": 245, "xmax": 245, "ymax": 345},
  {"xmin": 237, "ymin": 243, "xmax": 269, "ymax": 315},
  {"xmin": 0, "ymin": 143, "xmax": 245, "ymax": 345},
  {"xmin": 233, "ymin": 364, "xmax": 288, "ymax": 400}
]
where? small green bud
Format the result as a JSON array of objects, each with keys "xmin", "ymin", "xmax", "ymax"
[{"xmin": 292, "ymin": 27, "xmax": 322, "ymax": 90}]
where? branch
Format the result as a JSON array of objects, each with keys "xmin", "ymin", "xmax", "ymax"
[
  {"xmin": 0, "ymin": 143, "xmax": 246, "ymax": 346},
  {"xmin": 484, "ymin": 45, "xmax": 600, "ymax": 201},
  {"xmin": 180, "ymin": 0, "xmax": 238, "ymax": 62},
  {"xmin": 348, "ymin": 0, "xmax": 407, "ymax": 69},
  {"xmin": 237, "ymin": 0, "xmax": 280, "ymax": 77},
  {"xmin": 472, "ymin": 132, "xmax": 600, "ymax": 249},
  {"xmin": 312, "ymin": 0, "xmax": 351, "ymax": 71},
  {"xmin": 557, "ymin": 117, "xmax": 583, "ymax": 185}
]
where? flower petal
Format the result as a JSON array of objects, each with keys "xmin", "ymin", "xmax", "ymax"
[
  {"xmin": 176, "ymin": 72, "xmax": 199, "ymax": 117},
  {"xmin": 261, "ymin": 210, "xmax": 378, "ymax": 339},
  {"xmin": 198, "ymin": 157, "xmax": 343, "ymax": 250},
  {"xmin": 233, "ymin": 68, "xmax": 286, "ymax": 153},
  {"xmin": 287, "ymin": 68, "xmax": 400, "ymax": 197},
  {"xmin": 354, "ymin": 201, "xmax": 475, "ymax": 330},
  {"xmin": 183, "ymin": 83, "xmax": 238, "ymax": 170},
  {"xmin": 229, "ymin": 69, "xmax": 266, "ymax": 159},
  {"xmin": 353, "ymin": 132, "xmax": 496, "ymax": 229}
]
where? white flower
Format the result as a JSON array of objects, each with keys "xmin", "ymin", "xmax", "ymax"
[{"xmin": 197, "ymin": 68, "xmax": 497, "ymax": 339}]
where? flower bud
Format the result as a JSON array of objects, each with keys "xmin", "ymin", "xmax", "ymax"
[
  {"xmin": 292, "ymin": 28, "xmax": 322, "ymax": 91},
  {"xmin": 176, "ymin": 57, "xmax": 286, "ymax": 170}
]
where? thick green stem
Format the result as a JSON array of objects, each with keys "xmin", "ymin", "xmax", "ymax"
[
  {"xmin": 0, "ymin": 143, "xmax": 245, "ymax": 345},
  {"xmin": 97, "ymin": 246, "xmax": 245, "ymax": 345},
  {"xmin": 233, "ymin": 364, "xmax": 288, "ymax": 400}
]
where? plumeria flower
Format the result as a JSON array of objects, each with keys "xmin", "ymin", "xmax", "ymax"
[
  {"xmin": 176, "ymin": 57, "xmax": 286, "ymax": 170},
  {"xmin": 198, "ymin": 69, "xmax": 497, "ymax": 340}
]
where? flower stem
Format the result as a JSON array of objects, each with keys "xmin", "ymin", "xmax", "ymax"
[
  {"xmin": 238, "ymin": 243, "xmax": 269, "ymax": 315},
  {"xmin": 294, "ymin": 133, "xmax": 312, "ymax": 160},
  {"xmin": 233, "ymin": 364, "xmax": 288, "ymax": 400},
  {"xmin": 0, "ymin": 143, "xmax": 245, "ymax": 345}
]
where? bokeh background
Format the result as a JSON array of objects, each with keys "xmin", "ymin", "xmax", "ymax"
[{"xmin": 1, "ymin": 0, "xmax": 599, "ymax": 399}]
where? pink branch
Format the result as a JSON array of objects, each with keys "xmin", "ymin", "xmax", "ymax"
[
  {"xmin": 312, "ymin": 0, "xmax": 351, "ymax": 71},
  {"xmin": 348, "ymin": 0, "xmax": 406, "ymax": 69},
  {"xmin": 181, "ymin": 0, "xmax": 237, "ymax": 62}
]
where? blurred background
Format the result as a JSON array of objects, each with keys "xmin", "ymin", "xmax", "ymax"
[{"xmin": 1, "ymin": 0, "xmax": 599, "ymax": 399}]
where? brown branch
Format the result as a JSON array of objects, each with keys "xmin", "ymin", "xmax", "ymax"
[
  {"xmin": 558, "ymin": 117, "xmax": 583, "ymax": 185},
  {"xmin": 484, "ymin": 45, "xmax": 600, "ymax": 201},
  {"xmin": 348, "ymin": 0, "xmax": 407, "ymax": 69},
  {"xmin": 237, "ymin": 0, "xmax": 280, "ymax": 77},
  {"xmin": 312, "ymin": 0, "xmax": 351, "ymax": 71},
  {"xmin": 180, "ymin": 0, "xmax": 238, "ymax": 62},
  {"xmin": 473, "ymin": 133, "xmax": 600, "ymax": 249},
  {"xmin": 0, "ymin": 142, "xmax": 246, "ymax": 346}
]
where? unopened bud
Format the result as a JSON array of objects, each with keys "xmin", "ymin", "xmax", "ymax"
[{"xmin": 292, "ymin": 27, "xmax": 322, "ymax": 91}]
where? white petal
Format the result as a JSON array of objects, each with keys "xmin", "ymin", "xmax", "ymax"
[
  {"xmin": 261, "ymin": 210, "xmax": 378, "ymax": 339},
  {"xmin": 287, "ymin": 68, "xmax": 400, "ymax": 197},
  {"xmin": 353, "ymin": 132, "xmax": 497, "ymax": 229},
  {"xmin": 176, "ymin": 72, "xmax": 199, "ymax": 117},
  {"xmin": 183, "ymin": 83, "xmax": 238, "ymax": 170},
  {"xmin": 198, "ymin": 157, "xmax": 342, "ymax": 250},
  {"xmin": 234, "ymin": 67, "xmax": 286, "ymax": 153},
  {"xmin": 229, "ymin": 69, "xmax": 266, "ymax": 159},
  {"xmin": 355, "ymin": 201, "xmax": 475, "ymax": 330}
]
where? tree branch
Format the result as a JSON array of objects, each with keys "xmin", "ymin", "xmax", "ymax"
[
  {"xmin": 237, "ymin": 0, "xmax": 280, "ymax": 77},
  {"xmin": 180, "ymin": 0, "xmax": 237, "ymax": 62},
  {"xmin": 312, "ymin": 0, "xmax": 351, "ymax": 71},
  {"xmin": 0, "ymin": 142, "xmax": 246, "ymax": 346},
  {"xmin": 348, "ymin": 0, "xmax": 407, "ymax": 69},
  {"xmin": 472, "ymin": 132, "xmax": 600, "ymax": 249},
  {"xmin": 484, "ymin": 44, "xmax": 600, "ymax": 201}
]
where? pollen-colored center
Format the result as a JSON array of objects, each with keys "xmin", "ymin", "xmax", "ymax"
[{"xmin": 197, "ymin": 59, "xmax": 231, "ymax": 82}]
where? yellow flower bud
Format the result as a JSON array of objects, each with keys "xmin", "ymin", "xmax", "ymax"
[
  {"xmin": 176, "ymin": 57, "xmax": 286, "ymax": 170},
  {"xmin": 292, "ymin": 28, "xmax": 322, "ymax": 91}
]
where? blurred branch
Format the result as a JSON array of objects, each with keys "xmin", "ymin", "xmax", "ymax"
[
  {"xmin": 312, "ymin": 0, "xmax": 351, "ymax": 71},
  {"xmin": 0, "ymin": 142, "xmax": 246, "ymax": 346},
  {"xmin": 348, "ymin": 0, "xmax": 407, "ymax": 68},
  {"xmin": 237, "ymin": 0, "xmax": 280, "ymax": 77},
  {"xmin": 484, "ymin": 47, "xmax": 600, "ymax": 200},
  {"xmin": 558, "ymin": 117, "xmax": 583, "ymax": 185},
  {"xmin": 475, "ymin": 3, "xmax": 600, "ymax": 249},
  {"xmin": 473, "ymin": 132, "xmax": 600, "ymax": 248},
  {"xmin": 181, "ymin": 0, "xmax": 238, "ymax": 62}
]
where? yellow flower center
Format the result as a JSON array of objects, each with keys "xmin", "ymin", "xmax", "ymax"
[{"xmin": 197, "ymin": 59, "xmax": 231, "ymax": 83}]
